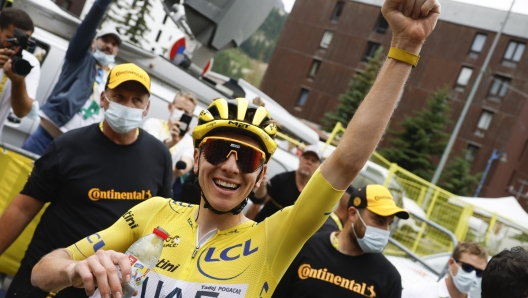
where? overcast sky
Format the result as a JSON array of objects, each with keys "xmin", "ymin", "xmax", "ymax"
[{"xmin": 282, "ymin": 0, "xmax": 528, "ymax": 15}]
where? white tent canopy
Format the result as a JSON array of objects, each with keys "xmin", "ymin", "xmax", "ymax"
[{"xmin": 451, "ymin": 196, "xmax": 528, "ymax": 234}]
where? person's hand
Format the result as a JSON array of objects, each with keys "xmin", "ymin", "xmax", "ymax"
[
  {"xmin": 0, "ymin": 48, "xmax": 14, "ymax": 68},
  {"xmin": 382, "ymin": 0, "xmax": 441, "ymax": 53},
  {"xmin": 165, "ymin": 121, "xmax": 182, "ymax": 148},
  {"xmin": 3, "ymin": 58, "xmax": 25, "ymax": 83},
  {"xmin": 253, "ymin": 173, "xmax": 267, "ymax": 198},
  {"xmin": 67, "ymin": 250, "xmax": 132, "ymax": 297}
]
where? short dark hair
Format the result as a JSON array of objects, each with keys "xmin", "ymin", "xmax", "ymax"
[
  {"xmin": 0, "ymin": 8, "xmax": 34, "ymax": 32},
  {"xmin": 482, "ymin": 246, "xmax": 528, "ymax": 298}
]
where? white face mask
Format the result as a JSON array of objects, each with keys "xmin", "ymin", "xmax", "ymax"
[
  {"xmin": 93, "ymin": 48, "xmax": 115, "ymax": 65},
  {"xmin": 104, "ymin": 94, "xmax": 146, "ymax": 133},
  {"xmin": 169, "ymin": 108, "xmax": 185, "ymax": 123},
  {"xmin": 450, "ymin": 262, "xmax": 478, "ymax": 294},
  {"xmin": 352, "ymin": 212, "xmax": 390, "ymax": 253}
]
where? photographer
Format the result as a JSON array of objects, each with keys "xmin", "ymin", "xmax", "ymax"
[
  {"xmin": 143, "ymin": 90, "xmax": 197, "ymax": 200},
  {"xmin": 0, "ymin": 8, "xmax": 40, "ymax": 139}
]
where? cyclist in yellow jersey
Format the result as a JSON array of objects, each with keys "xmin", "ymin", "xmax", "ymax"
[{"xmin": 31, "ymin": 0, "xmax": 441, "ymax": 296}]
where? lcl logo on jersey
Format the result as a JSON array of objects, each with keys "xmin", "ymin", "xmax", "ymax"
[{"xmin": 197, "ymin": 239, "xmax": 258, "ymax": 280}]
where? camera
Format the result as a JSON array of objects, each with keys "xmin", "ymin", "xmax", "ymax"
[{"xmin": 5, "ymin": 28, "xmax": 35, "ymax": 76}]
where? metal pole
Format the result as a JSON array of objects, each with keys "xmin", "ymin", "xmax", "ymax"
[
  {"xmin": 430, "ymin": 0, "xmax": 515, "ymax": 186},
  {"xmin": 474, "ymin": 149, "xmax": 497, "ymax": 197}
]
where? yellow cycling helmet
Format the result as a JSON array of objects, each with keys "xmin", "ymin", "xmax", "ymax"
[{"xmin": 193, "ymin": 98, "xmax": 278, "ymax": 162}]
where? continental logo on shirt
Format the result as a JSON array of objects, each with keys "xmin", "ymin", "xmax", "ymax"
[
  {"xmin": 298, "ymin": 264, "xmax": 377, "ymax": 297},
  {"xmin": 88, "ymin": 188, "xmax": 152, "ymax": 201},
  {"xmin": 156, "ymin": 258, "xmax": 180, "ymax": 273},
  {"xmin": 123, "ymin": 211, "xmax": 138, "ymax": 229}
]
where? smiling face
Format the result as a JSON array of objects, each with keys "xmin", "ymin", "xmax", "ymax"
[{"xmin": 194, "ymin": 131, "xmax": 267, "ymax": 213}]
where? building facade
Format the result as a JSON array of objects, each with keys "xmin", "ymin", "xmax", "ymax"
[
  {"xmin": 52, "ymin": 0, "xmax": 87, "ymax": 16},
  {"xmin": 261, "ymin": 0, "xmax": 528, "ymax": 205}
]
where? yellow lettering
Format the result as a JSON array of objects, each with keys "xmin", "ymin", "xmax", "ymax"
[
  {"xmin": 334, "ymin": 276, "xmax": 341, "ymax": 285},
  {"xmin": 309, "ymin": 268, "xmax": 317, "ymax": 278},
  {"xmin": 127, "ymin": 192, "xmax": 132, "ymax": 199},
  {"xmin": 298, "ymin": 264, "xmax": 311, "ymax": 280},
  {"xmin": 88, "ymin": 188, "xmax": 100, "ymax": 201},
  {"xmin": 353, "ymin": 283, "xmax": 362, "ymax": 292},
  {"xmin": 325, "ymin": 272, "xmax": 334, "ymax": 283},
  {"xmin": 348, "ymin": 280, "xmax": 356, "ymax": 290},
  {"xmin": 340, "ymin": 278, "xmax": 350, "ymax": 288}
]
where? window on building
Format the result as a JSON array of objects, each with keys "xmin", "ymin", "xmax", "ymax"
[
  {"xmin": 320, "ymin": 31, "xmax": 334, "ymax": 48},
  {"xmin": 308, "ymin": 59, "xmax": 321, "ymax": 78},
  {"xmin": 469, "ymin": 33, "xmax": 486, "ymax": 58},
  {"xmin": 363, "ymin": 42, "xmax": 381, "ymax": 62},
  {"xmin": 488, "ymin": 75, "xmax": 510, "ymax": 100},
  {"xmin": 331, "ymin": 1, "xmax": 345, "ymax": 22},
  {"xmin": 374, "ymin": 14, "xmax": 389, "ymax": 34},
  {"xmin": 455, "ymin": 67, "xmax": 473, "ymax": 92},
  {"xmin": 475, "ymin": 110, "xmax": 493, "ymax": 137},
  {"xmin": 502, "ymin": 40, "xmax": 525, "ymax": 67},
  {"xmin": 296, "ymin": 88, "xmax": 310, "ymax": 107},
  {"xmin": 465, "ymin": 144, "xmax": 479, "ymax": 163},
  {"xmin": 61, "ymin": 0, "xmax": 72, "ymax": 10},
  {"xmin": 155, "ymin": 30, "xmax": 162, "ymax": 42}
]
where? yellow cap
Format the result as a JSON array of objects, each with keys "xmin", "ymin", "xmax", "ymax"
[
  {"xmin": 107, "ymin": 63, "xmax": 151, "ymax": 94},
  {"xmin": 348, "ymin": 185, "xmax": 410, "ymax": 219}
]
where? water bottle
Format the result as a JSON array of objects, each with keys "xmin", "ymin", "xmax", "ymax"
[{"xmin": 120, "ymin": 226, "xmax": 169, "ymax": 298}]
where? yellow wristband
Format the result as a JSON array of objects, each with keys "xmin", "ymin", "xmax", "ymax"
[{"xmin": 387, "ymin": 47, "xmax": 420, "ymax": 67}]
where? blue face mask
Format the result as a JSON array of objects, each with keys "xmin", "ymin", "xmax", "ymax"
[
  {"xmin": 352, "ymin": 212, "xmax": 390, "ymax": 253},
  {"xmin": 104, "ymin": 94, "xmax": 146, "ymax": 133},
  {"xmin": 450, "ymin": 262, "xmax": 478, "ymax": 294},
  {"xmin": 93, "ymin": 48, "xmax": 115, "ymax": 66}
]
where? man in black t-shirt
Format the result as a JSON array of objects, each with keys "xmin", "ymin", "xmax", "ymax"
[
  {"xmin": 0, "ymin": 63, "xmax": 173, "ymax": 298},
  {"xmin": 249, "ymin": 144, "xmax": 322, "ymax": 222},
  {"xmin": 273, "ymin": 184, "xmax": 409, "ymax": 298}
]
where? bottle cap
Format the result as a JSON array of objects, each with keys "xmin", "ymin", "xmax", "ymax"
[{"xmin": 153, "ymin": 226, "xmax": 169, "ymax": 240}]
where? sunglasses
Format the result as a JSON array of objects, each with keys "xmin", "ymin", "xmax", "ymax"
[
  {"xmin": 199, "ymin": 137, "xmax": 265, "ymax": 173},
  {"xmin": 455, "ymin": 260, "xmax": 484, "ymax": 278}
]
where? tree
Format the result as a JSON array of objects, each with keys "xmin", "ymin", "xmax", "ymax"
[
  {"xmin": 380, "ymin": 87, "xmax": 451, "ymax": 180},
  {"xmin": 103, "ymin": 0, "xmax": 153, "ymax": 45},
  {"xmin": 439, "ymin": 154, "xmax": 481, "ymax": 196},
  {"xmin": 321, "ymin": 47, "xmax": 384, "ymax": 132},
  {"xmin": 239, "ymin": 8, "xmax": 288, "ymax": 63}
]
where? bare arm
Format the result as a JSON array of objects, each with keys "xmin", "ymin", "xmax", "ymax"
[
  {"xmin": 320, "ymin": 0, "xmax": 441, "ymax": 190},
  {"xmin": 0, "ymin": 194, "xmax": 44, "ymax": 255},
  {"xmin": 31, "ymin": 248, "xmax": 132, "ymax": 297},
  {"xmin": 3, "ymin": 55, "xmax": 33, "ymax": 118}
]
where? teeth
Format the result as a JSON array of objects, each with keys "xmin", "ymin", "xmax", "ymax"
[{"xmin": 214, "ymin": 179, "xmax": 238, "ymax": 189}]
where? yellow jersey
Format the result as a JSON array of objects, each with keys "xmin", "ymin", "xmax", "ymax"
[{"xmin": 67, "ymin": 169, "xmax": 344, "ymax": 297}]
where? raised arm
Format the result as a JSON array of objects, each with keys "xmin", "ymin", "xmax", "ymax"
[
  {"xmin": 65, "ymin": 0, "xmax": 113, "ymax": 62},
  {"xmin": 266, "ymin": 0, "xmax": 441, "ymax": 279},
  {"xmin": 320, "ymin": 0, "xmax": 440, "ymax": 190}
]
